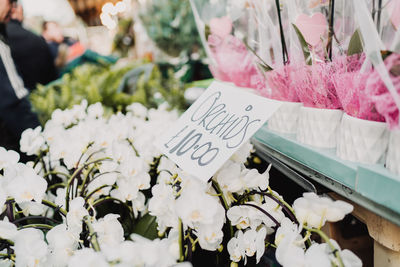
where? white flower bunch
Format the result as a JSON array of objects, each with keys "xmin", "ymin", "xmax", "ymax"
[
  {"xmin": 0, "ymin": 147, "xmax": 48, "ymax": 215},
  {"xmin": 293, "ymin": 192, "xmax": 354, "ymax": 228},
  {"xmin": 0, "ymin": 101, "xmax": 362, "ymax": 267},
  {"xmin": 275, "ymin": 218, "xmax": 362, "ymax": 267}
]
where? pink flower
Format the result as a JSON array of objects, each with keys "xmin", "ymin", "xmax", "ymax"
[{"xmin": 366, "ymin": 53, "xmax": 400, "ymax": 129}]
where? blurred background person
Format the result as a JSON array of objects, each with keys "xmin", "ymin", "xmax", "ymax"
[
  {"xmin": 42, "ymin": 20, "xmax": 83, "ymax": 70},
  {"xmin": 0, "ymin": 0, "xmax": 40, "ymax": 155},
  {"xmin": 6, "ymin": 3, "xmax": 58, "ymax": 91}
]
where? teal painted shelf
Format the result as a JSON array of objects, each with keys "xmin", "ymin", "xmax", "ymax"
[
  {"xmin": 253, "ymin": 124, "xmax": 400, "ymax": 225},
  {"xmin": 254, "ymin": 125, "xmax": 358, "ymax": 189},
  {"xmin": 357, "ymin": 165, "xmax": 400, "ymax": 215}
]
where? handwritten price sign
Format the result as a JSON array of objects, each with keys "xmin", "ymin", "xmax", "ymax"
[{"xmin": 157, "ymin": 82, "xmax": 282, "ymax": 182}]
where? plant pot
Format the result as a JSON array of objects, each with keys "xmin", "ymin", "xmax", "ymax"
[
  {"xmin": 297, "ymin": 107, "xmax": 343, "ymax": 149},
  {"xmin": 337, "ymin": 113, "xmax": 389, "ymax": 164},
  {"xmin": 386, "ymin": 129, "xmax": 400, "ymax": 175},
  {"xmin": 267, "ymin": 101, "xmax": 303, "ymax": 134}
]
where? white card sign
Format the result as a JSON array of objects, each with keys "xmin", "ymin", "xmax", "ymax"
[{"xmin": 157, "ymin": 81, "xmax": 282, "ymax": 182}]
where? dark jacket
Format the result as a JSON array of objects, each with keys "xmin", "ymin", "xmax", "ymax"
[
  {"xmin": 6, "ymin": 20, "xmax": 58, "ymax": 91},
  {"xmin": 0, "ymin": 24, "xmax": 40, "ymax": 152}
]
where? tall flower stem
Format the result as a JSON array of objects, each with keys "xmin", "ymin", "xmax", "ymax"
[
  {"xmin": 0, "ymin": 239, "xmax": 14, "ymax": 246},
  {"xmin": 305, "ymin": 227, "xmax": 344, "ymax": 267},
  {"xmin": 211, "ymin": 180, "xmax": 234, "ymax": 238},
  {"xmin": 13, "ymin": 216, "xmax": 61, "ymax": 225},
  {"xmin": 327, "ymin": 0, "xmax": 335, "ymax": 61},
  {"xmin": 240, "ymin": 203, "xmax": 280, "ymax": 227},
  {"xmin": 84, "ymin": 216, "xmax": 101, "ymax": 252},
  {"xmin": 178, "ymin": 219, "xmax": 184, "ymax": 262},
  {"xmin": 376, "ymin": 0, "xmax": 382, "ymax": 32},
  {"xmin": 79, "ymin": 165, "xmax": 96, "ymax": 195},
  {"xmin": 236, "ymin": 189, "xmax": 297, "ymax": 223},
  {"xmin": 275, "ymin": 0, "xmax": 289, "ymax": 64},
  {"xmin": 65, "ymin": 157, "xmax": 111, "ymax": 211},
  {"xmin": 41, "ymin": 199, "xmax": 67, "ymax": 216},
  {"xmin": 84, "ymin": 185, "xmax": 117, "ymax": 202}
]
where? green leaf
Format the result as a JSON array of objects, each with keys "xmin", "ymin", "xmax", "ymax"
[
  {"xmin": 244, "ymin": 42, "xmax": 273, "ymax": 72},
  {"xmin": 292, "ymin": 23, "xmax": 312, "ymax": 65},
  {"xmin": 390, "ymin": 64, "xmax": 400, "ymax": 77},
  {"xmin": 132, "ymin": 214, "xmax": 159, "ymax": 240},
  {"xmin": 205, "ymin": 24, "xmax": 211, "ymax": 41},
  {"xmin": 347, "ymin": 29, "xmax": 363, "ymax": 56},
  {"xmin": 381, "ymin": 50, "xmax": 393, "ymax": 61}
]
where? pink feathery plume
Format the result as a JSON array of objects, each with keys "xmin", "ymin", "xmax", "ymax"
[
  {"xmin": 290, "ymin": 62, "xmax": 342, "ymax": 109},
  {"xmin": 366, "ymin": 53, "xmax": 400, "ymax": 129},
  {"xmin": 208, "ymin": 34, "xmax": 263, "ymax": 89},
  {"xmin": 260, "ymin": 65, "xmax": 299, "ymax": 102},
  {"xmin": 332, "ymin": 54, "xmax": 385, "ymax": 121}
]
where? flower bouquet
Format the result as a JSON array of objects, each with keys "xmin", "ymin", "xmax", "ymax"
[
  {"xmin": 347, "ymin": 0, "xmax": 400, "ymax": 170},
  {"xmin": 0, "ymin": 101, "xmax": 362, "ymax": 266},
  {"xmin": 283, "ymin": 0, "xmax": 344, "ymax": 148},
  {"xmin": 333, "ymin": 52, "xmax": 389, "ymax": 164},
  {"xmin": 366, "ymin": 53, "xmax": 400, "ymax": 173},
  {"xmin": 189, "ymin": 0, "xmax": 264, "ymax": 89},
  {"xmin": 247, "ymin": 0, "xmax": 303, "ymax": 134}
]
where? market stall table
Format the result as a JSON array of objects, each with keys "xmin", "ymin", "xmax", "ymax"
[{"xmin": 252, "ymin": 124, "xmax": 400, "ymax": 267}]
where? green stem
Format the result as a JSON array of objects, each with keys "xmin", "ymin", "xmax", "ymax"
[
  {"xmin": 40, "ymin": 158, "xmax": 48, "ymax": 181},
  {"xmin": 0, "ymin": 238, "xmax": 14, "ymax": 246},
  {"xmin": 305, "ymin": 227, "xmax": 344, "ymax": 267},
  {"xmin": 83, "ymin": 216, "xmax": 101, "ymax": 252},
  {"xmin": 240, "ymin": 203, "xmax": 280, "ymax": 227},
  {"xmin": 90, "ymin": 197, "xmax": 135, "ymax": 222},
  {"xmin": 327, "ymin": 0, "xmax": 335, "ymax": 61},
  {"xmin": 65, "ymin": 157, "xmax": 111, "ymax": 211},
  {"xmin": 178, "ymin": 219, "xmax": 184, "ymax": 262},
  {"xmin": 211, "ymin": 180, "xmax": 234, "ymax": 238},
  {"xmin": 41, "ymin": 199, "xmax": 67, "ymax": 216},
  {"xmin": 79, "ymin": 165, "xmax": 96, "ymax": 195},
  {"xmin": 85, "ymin": 185, "xmax": 116, "ymax": 202},
  {"xmin": 47, "ymin": 183, "xmax": 66, "ymax": 192},
  {"xmin": 43, "ymin": 171, "xmax": 70, "ymax": 179},
  {"xmin": 268, "ymin": 187, "xmax": 295, "ymax": 214},
  {"xmin": 126, "ymin": 138, "xmax": 140, "ymax": 157},
  {"xmin": 275, "ymin": 0, "xmax": 289, "ymax": 64}
]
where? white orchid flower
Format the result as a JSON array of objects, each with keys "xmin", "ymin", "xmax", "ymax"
[
  {"xmin": 227, "ymin": 230, "xmax": 245, "ymax": 263},
  {"xmin": 66, "ymin": 197, "xmax": 89, "ymax": 235},
  {"xmin": 92, "ymin": 214, "xmax": 124, "ymax": 249},
  {"xmin": 0, "ymin": 218, "xmax": 18, "ymax": 241},
  {"xmin": 14, "ymin": 228, "xmax": 48, "ymax": 267},
  {"xmin": 293, "ymin": 193, "xmax": 353, "ymax": 228},
  {"xmin": 67, "ymin": 248, "xmax": 109, "ymax": 267},
  {"xmin": 46, "ymin": 224, "xmax": 79, "ymax": 267},
  {"xmin": 5, "ymin": 163, "xmax": 47, "ymax": 204},
  {"xmin": 0, "ymin": 147, "xmax": 19, "ymax": 170},
  {"xmin": 20, "ymin": 126, "xmax": 45, "ymax": 156},
  {"xmin": 195, "ymin": 224, "xmax": 224, "ymax": 251}
]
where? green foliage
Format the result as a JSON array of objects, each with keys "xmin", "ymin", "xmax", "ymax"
[
  {"xmin": 139, "ymin": 0, "xmax": 202, "ymax": 57},
  {"xmin": 131, "ymin": 214, "xmax": 159, "ymax": 240},
  {"xmin": 112, "ymin": 18, "xmax": 135, "ymax": 58},
  {"xmin": 292, "ymin": 23, "xmax": 312, "ymax": 65},
  {"xmin": 30, "ymin": 62, "xmax": 188, "ymax": 125},
  {"xmin": 347, "ymin": 29, "xmax": 363, "ymax": 56}
]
